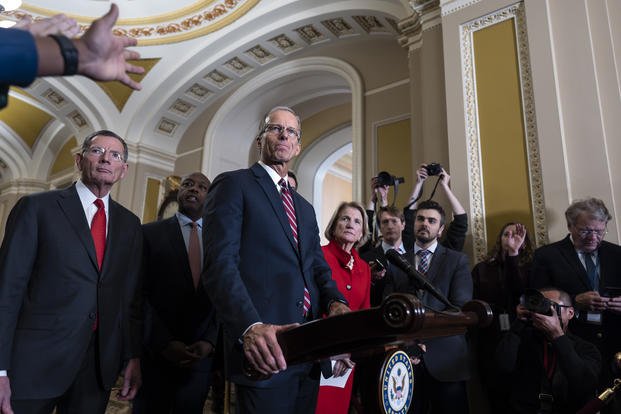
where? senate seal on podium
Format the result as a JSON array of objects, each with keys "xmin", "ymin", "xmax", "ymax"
[{"xmin": 380, "ymin": 350, "xmax": 414, "ymax": 414}]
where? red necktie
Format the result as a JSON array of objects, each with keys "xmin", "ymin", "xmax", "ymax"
[
  {"xmin": 188, "ymin": 222, "xmax": 201, "ymax": 289},
  {"xmin": 91, "ymin": 199, "xmax": 106, "ymax": 270},
  {"xmin": 279, "ymin": 179, "xmax": 311, "ymax": 316}
]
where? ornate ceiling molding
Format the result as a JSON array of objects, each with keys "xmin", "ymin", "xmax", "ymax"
[{"xmin": 7, "ymin": 0, "xmax": 260, "ymax": 45}]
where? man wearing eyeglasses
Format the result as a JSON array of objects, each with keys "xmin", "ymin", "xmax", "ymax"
[
  {"xmin": 530, "ymin": 197, "xmax": 621, "ymax": 413},
  {"xmin": 203, "ymin": 106, "xmax": 348, "ymax": 413},
  {"xmin": 0, "ymin": 130, "xmax": 143, "ymax": 414},
  {"xmin": 495, "ymin": 288, "xmax": 601, "ymax": 413}
]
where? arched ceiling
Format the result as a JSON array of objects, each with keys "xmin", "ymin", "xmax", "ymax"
[{"xmin": 0, "ymin": 0, "xmax": 416, "ymax": 183}]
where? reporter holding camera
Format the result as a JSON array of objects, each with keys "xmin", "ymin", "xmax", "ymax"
[
  {"xmin": 495, "ymin": 288, "xmax": 601, "ymax": 414},
  {"xmin": 402, "ymin": 164, "xmax": 468, "ymax": 252}
]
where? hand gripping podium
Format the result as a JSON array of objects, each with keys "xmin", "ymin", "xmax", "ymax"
[{"xmin": 245, "ymin": 293, "xmax": 493, "ymax": 413}]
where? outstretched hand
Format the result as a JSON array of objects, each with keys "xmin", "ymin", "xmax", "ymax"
[{"xmin": 75, "ymin": 4, "xmax": 144, "ymax": 90}]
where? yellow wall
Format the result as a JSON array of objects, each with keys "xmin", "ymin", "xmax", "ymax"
[
  {"xmin": 473, "ymin": 19, "xmax": 534, "ymax": 249},
  {"xmin": 142, "ymin": 177, "xmax": 161, "ymax": 223},
  {"xmin": 50, "ymin": 137, "xmax": 78, "ymax": 175},
  {"xmin": 377, "ymin": 118, "xmax": 412, "ymax": 209},
  {"xmin": 321, "ymin": 172, "xmax": 352, "ymax": 244}
]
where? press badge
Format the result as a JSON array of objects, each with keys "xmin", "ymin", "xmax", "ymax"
[{"xmin": 499, "ymin": 313, "xmax": 510, "ymax": 331}]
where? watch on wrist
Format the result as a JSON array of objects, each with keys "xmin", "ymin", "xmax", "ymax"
[{"xmin": 50, "ymin": 34, "xmax": 79, "ymax": 76}]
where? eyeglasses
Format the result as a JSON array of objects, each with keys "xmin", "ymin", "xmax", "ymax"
[
  {"xmin": 263, "ymin": 123, "xmax": 300, "ymax": 140},
  {"xmin": 84, "ymin": 146, "xmax": 125, "ymax": 163},
  {"xmin": 575, "ymin": 228, "xmax": 607, "ymax": 238}
]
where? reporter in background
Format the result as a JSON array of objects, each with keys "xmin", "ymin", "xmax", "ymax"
[
  {"xmin": 361, "ymin": 165, "xmax": 467, "ymax": 255},
  {"xmin": 472, "ymin": 222, "xmax": 533, "ymax": 412},
  {"xmin": 402, "ymin": 164, "xmax": 467, "ymax": 252},
  {"xmin": 315, "ymin": 202, "xmax": 371, "ymax": 414},
  {"xmin": 495, "ymin": 288, "xmax": 601, "ymax": 414},
  {"xmin": 529, "ymin": 197, "xmax": 621, "ymax": 413}
]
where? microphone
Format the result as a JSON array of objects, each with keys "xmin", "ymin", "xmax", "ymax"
[{"xmin": 385, "ymin": 249, "xmax": 460, "ymax": 312}]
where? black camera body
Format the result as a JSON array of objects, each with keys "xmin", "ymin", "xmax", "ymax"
[
  {"xmin": 375, "ymin": 171, "xmax": 405, "ymax": 187},
  {"xmin": 425, "ymin": 163, "xmax": 443, "ymax": 176},
  {"xmin": 520, "ymin": 289, "xmax": 558, "ymax": 316}
]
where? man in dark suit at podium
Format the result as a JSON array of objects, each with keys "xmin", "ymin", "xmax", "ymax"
[
  {"xmin": 203, "ymin": 106, "xmax": 349, "ymax": 413},
  {"xmin": 0, "ymin": 130, "xmax": 143, "ymax": 414},
  {"xmin": 134, "ymin": 172, "xmax": 217, "ymax": 414}
]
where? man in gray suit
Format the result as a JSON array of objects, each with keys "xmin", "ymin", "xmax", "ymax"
[
  {"xmin": 385, "ymin": 200, "xmax": 472, "ymax": 414},
  {"xmin": 0, "ymin": 130, "xmax": 143, "ymax": 414}
]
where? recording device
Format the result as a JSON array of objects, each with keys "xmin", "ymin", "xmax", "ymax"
[
  {"xmin": 369, "ymin": 259, "xmax": 385, "ymax": 272},
  {"xmin": 374, "ymin": 171, "xmax": 405, "ymax": 187},
  {"xmin": 385, "ymin": 249, "xmax": 460, "ymax": 312},
  {"xmin": 520, "ymin": 289, "xmax": 560, "ymax": 317},
  {"xmin": 425, "ymin": 163, "xmax": 443, "ymax": 176}
]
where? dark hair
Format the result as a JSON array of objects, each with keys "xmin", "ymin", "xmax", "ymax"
[
  {"xmin": 257, "ymin": 106, "xmax": 302, "ymax": 141},
  {"xmin": 565, "ymin": 197, "xmax": 611, "ymax": 226},
  {"xmin": 484, "ymin": 222, "xmax": 534, "ymax": 266},
  {"xmin": 324, "ymin": 201, "xmax": 370, "ymax": 247},
  {"xmin": 81, "ymin": 129, "xmax": 128, "ymax": 162},
  {"xmin": 415, "ymin": 200, "xmax": 445, "ymax": 226},
  {"xmin": 378, "ymin": 206, "xmax": 404, "ymax": 223}
]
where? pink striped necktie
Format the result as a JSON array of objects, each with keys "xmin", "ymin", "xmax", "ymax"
[{"xmin": 279, "ymin": 178, "xmax": 310, "ymax": 316}]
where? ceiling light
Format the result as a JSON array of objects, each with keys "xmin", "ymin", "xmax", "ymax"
[{"xmin": 0, "ymin": 0, "xmax": 22, "ymax": 12}]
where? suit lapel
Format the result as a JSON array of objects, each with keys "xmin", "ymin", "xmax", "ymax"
[
  {"xmin": 558, "ymin": 236, "xmax": 592, "ymax": 291},
  {"xmin": 57, "ymin": 185, "xmax": 99, "ymax": 272},
  {"xmin": 251, "ymin": 163, "xmax": 299, "ymax": 255}
]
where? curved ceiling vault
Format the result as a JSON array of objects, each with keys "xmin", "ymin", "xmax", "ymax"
[{"xmin": 0, "ymin": 0, "xmax": 413, "ymax": 186}]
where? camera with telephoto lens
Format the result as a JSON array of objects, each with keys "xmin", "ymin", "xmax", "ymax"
[
  {"xmin": 520, "ymin": 289, "xmax": 559, "ymax": 316},
  {"xmin": 425, "ymin": 163, "xmax": 443, "ymax": 176},
  {"xmin": 375, "ymin": 171, "xmax": 405, "ymax": 187}
]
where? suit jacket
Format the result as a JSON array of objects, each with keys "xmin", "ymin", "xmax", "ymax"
[
  {"xmin": 0, "ymin": 184, "xmax": 143, "ymax": 399},
  {"xmin": 142, "ymin": 216, "xmax": 217, "ymax": 357},
  {"xmin": 530, "ymin": 235, "xmax": 621, "ymax": 357},
  {"xmin": 384, "ymin": 244, "xmax": 472, "ymax": 382},
  {"xmin": 203, "ymin": 163, "xmax": 345, "ymax": 386}
]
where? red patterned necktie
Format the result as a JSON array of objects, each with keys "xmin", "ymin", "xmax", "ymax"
[
  {"xmin": 91, "ymin": 199, "xmax": 106, "ymax": 270},
  {"xmin": 188, "ymin": 222, "xmax": 201, "ymax": 289},
  {"xmin": 90, "ymin": 199, "xmax": 106, "ymax": 331},
  {"xmin": 279, "ymin": 178, "xmax": 310, "ymax": 316}
]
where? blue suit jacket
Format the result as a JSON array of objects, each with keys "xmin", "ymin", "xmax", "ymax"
[
  {"xmin": 203, "ymin": 163, "xmax": 344, "ymax": 386},
  {"xmin": 1, "ymin": 29, "xmax": 38, "ymax": 108}
]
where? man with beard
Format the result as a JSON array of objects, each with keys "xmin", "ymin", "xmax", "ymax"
[
  {"xmin": 134, "ymin": 172, "xmax": 218, "ymax": 414},
  {"xmin": 530, "ymin": 197, "xmax": 621, "ymax": 413},
  {"xmin": 385, "ymin": 200, "xmax": 472, "ymax": 414}
]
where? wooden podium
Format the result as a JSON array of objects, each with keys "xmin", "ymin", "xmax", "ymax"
[
  {"xmin": 272, "ymin": 293, "xmax": 492, "ymax": 365},
  {"xmin": 245, "ymin": 293, "xmax": 492, "ymax": 412}
]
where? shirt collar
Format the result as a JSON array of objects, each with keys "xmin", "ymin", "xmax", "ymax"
[
  {"xmin": 258, "ymin": 160, "xmax": 286, "ymax": 188},
  {"xmin": 176, "ymin": 211, "xmax": 202, "ymax": 228},
  {"xmin": 414, "ymin": 240, "xmax": 438, "ymax": 254},
  {"xmin": 76, "ymin": 179, "xmax": 109, "ymax": 211},
  {"xmin": 381, "ymin": 241, "xmax": 405, "ymax": 254}
]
